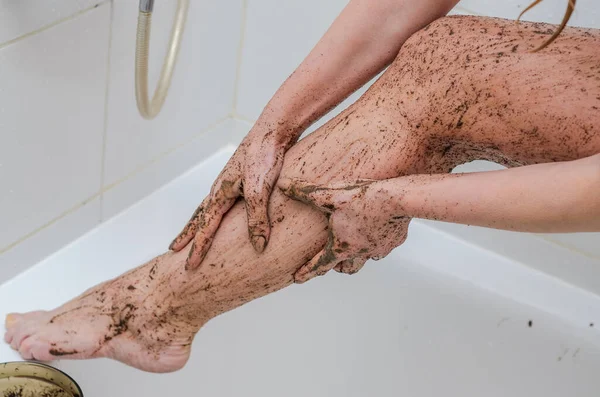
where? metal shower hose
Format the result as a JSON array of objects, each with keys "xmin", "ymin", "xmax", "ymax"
[{"xmin": 135, "ymin": 0, "xmax": 189, "ymax": 119}]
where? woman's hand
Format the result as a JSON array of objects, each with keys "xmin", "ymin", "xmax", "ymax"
[
  {"xmin": 170, "ymin": 123, "xmax": 292, "ymax": 270},
  {"xmin": 283, "ymin": 154, "xmax": 600, "ymax": 282},
  {"xmin": 278, "ymin": 178, "xmax": 409, "ymax": 283}
]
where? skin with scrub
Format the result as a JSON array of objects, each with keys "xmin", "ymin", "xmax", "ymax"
[{"xmin": 4, "ymin": 0, "xmax": 599, "ymax": 372}]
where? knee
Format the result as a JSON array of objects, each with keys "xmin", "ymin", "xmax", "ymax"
[
  {"xmin": 377, "ymin": 16, "xmax": 470, "ymax": 121},
  {"xmin": 395, "ymin": 16, "xmax": 467, "ymax": 71}
]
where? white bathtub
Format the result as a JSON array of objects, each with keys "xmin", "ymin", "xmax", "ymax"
[{"xmin": 1, "ymin": 148, "xmax": 599, "ymax": 396}]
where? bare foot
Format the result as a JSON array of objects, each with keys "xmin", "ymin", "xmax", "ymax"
[{"xmin": 3, "ymin": 252, "xmax": 196, "ymax": 373}]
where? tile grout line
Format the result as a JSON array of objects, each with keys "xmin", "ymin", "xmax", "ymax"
[
  {"xmin": 100, "ymin": 116, "xmax": 231, "ymax": 192},
  {"xmin": 0, "ymin": 194, "xmax": 101, "ymax": 256},
  {"xmin": 231, "ymin": 113, "xmax": 256, "ymax": 125},
  {"xmin": 536, "ymin": 234, "xmax": 600, "ymax": 261},
  {"xmin": 0, "ymin": 116, "xmax": 231, "ymax": 255},
  {"xmin": 99, "ymin": 0, "xmax": 116, "ymax": 222},
  {"xmin": 451, "ymin": 5, "xmax": 482, "ymax": 16},
  {"xmin": 230, "ymin": 0, "xmax": 248, "ymax": 115},
  {"xmin": 0, "ymin": 0, "xmax": 111, "ymax": 51}
]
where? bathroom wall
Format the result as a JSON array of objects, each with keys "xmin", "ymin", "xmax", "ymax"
[{"xmin": 0, "ymin": 0, "xmax": 245, "ymax": 282}]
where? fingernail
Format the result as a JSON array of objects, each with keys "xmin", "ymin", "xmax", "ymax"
[
  {"xmin": 294, "ymin": 274, "xmax": 307, "ymax": 284},
  {"xmin": 251, "ymin": 235, "xmax": 266, "ymax": 253},
  {"xmin": 169, "ymin": 239, "xmax": 176, "ymax": 251},
  {"xmin": 293, "ymin": 267, "xmax": 310, "ymax": 283},
  {"xmin": 185, "ymin": 243, "xmax": 196, "ymax": 270},
  {"xmin": 188, "ymin": 241, "xmax": 196, "ymax": 258}
]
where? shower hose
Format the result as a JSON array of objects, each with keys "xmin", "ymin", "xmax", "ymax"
[{"xmin": 135, "ymin": 0, "xmax": 189, "ymax": 119}]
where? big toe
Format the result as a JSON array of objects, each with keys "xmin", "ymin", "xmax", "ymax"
[
  {"xmin": 4, "ymin": 313, "xmax": 24, "ymax": 344},
  {"xmin": 5, "ymin": 313, "xmax": 23, "ymax": 328}
]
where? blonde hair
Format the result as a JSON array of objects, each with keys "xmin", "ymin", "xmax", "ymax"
[{"xmin": 517, "ymin": 0, "xmax": 576, "ymax": 51}]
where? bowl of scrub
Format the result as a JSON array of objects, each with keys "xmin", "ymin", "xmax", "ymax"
[{"xmin": 0, "ymin": 361, "xmax": 82, "ymax": 397}]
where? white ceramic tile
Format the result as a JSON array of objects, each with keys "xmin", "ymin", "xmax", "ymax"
[
  {"xmin": 0, "ymin": 197, "xmax": 100, "ymax": 284},
  {"xmin": 103, "ymin": 0, "xmax": 243, "ymax": 187},
  {"xmin": 540, "ymin": 233, "xmax": 600, "ymax": 259},
  {"xmin": 237, "ymin": 0, "xmax": 350, "ymax": 120},
  {"xmin": 0, "ymin": 0, "xmax": 103, "ymax": 45},
  {"xmin": 0, "ymin": 4, "xmax": 110, "ymax": 251},
  {"xmin": 230, "ymin": 117, "xmax": 253, "ymax": 144},
  {"xmin": 449, "ymin": 5, "xmax": 480, "ymax": 16},
  {"xmin": 456, "ymin": 0, "xmax": 599, "ymax": 28},
  {"xmin": 102, "ymin": 118, "xmax": 240, "ymax": 219}
]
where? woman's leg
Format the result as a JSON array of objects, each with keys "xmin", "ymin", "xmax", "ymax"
[
  {"xmin": 4, "ymin": 16, "xmax": 599, "ymax": 373},
  {"xmin": 2, "ymin": 87, "xmax": 427, "ymax": 374}
]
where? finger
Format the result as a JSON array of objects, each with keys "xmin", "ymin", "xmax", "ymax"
[
  {"xmin": 185, "ymin": 197, "xmax": 237, "ymax": 270},
  {"xmin": 334, "ymin": 257, "xmax": 368, "ymax": 275},
  {"xmin": 171, "ymin": 174, "xmax": 241, "ymax": 252},
  {"xmin": 185, "ymin": 182, "xmax": 241, "ymax": 270},
  {"xmin": 246, "ymin": 196, "xmax": 270, "ymax": 253},
  {"xmin": 278, "ymin": 177, "xmax": 377, "ymax": 213},
  {"xmin": 277, "ymin": 178, "xmax": 337, "ymax": 214},
  {"xmin": 294, "ymin": 248, "xmax": 341, "ymax": 284},
  {"xmin": 169, "ymin": 195, "xmax": 212, "ymax": 252},
  {"xmin": 245, "ymin": 167, "xmax": 285, "ymax": 253}
]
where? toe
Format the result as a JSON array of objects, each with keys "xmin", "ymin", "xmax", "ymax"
[
  {"xmin": 5, "ymin": 313, "xmax": 22, "ymax": 328},
  {"xmin": 4, "ymin": 330, "xmax": 13, "ymax": 345},
  {"xmin": 28, "ymin": 339, "xmax": 56, "ymax": 362},
  {"xmin": 10, "ymin": 324, "xmax": 35, "ymax": 352},
  {"xmin": 334, "ymin": 257, "xmax": 367, "ymax": 275},
  {"xmin": 4, "ymin": 326, "xmax": 16, "ymax": 344},
  {"xmin": 4, "ymin": 313, "xmax": 23, "ymax": 344},
  {"xmin": 18, "ymin": 336, "xmax": 34, "ymax": 360}
]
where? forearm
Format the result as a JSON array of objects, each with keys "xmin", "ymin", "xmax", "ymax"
[
  {"xmin": 258, "ymin": 0, "xmax": 458, "ymax": 142},
  {"xmin": 378, "ymin": 155, "xmax": 600, "ymax": 233}
]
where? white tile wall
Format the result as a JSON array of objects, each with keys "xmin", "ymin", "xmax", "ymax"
[
  {"xmin": 0, "ymin": 4, "xmax": 110, "ymax": 254},
  {"xmin": 0, "ymin": 198, "xmax": 100, "ymax": 285},
  {"xmin": 0, "ymin": 0, "xmax": 103, "ymax": 45},
  {"xmin": 102, "ymin": 118, "xmax": 239, "ymax": 219},
  {"xmin": 237, "ymin": 0, "xmax": 379, "ymax": 137},
  {"xmin": 236, "ymin": 0, "xmax": 350, "ymax": 121},
  {"xmin": 0, "ymin": 0, "xmax": 246, "ymax": 280},
  {"xmin": 103, "ymin": 0, "xmax": 243, "ymax": 187},
  {"xmin": 541, "ymin": 233, "xmax": 600, "ymax": 259}
]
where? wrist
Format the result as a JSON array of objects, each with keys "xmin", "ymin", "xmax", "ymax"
[
  {"xmin": 252, "ymin": 112, "xmax": 306, "ymax": 148},
  {"xmin": 368, "ymin": 177, "xmax": 413, "ymax": 218}
]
